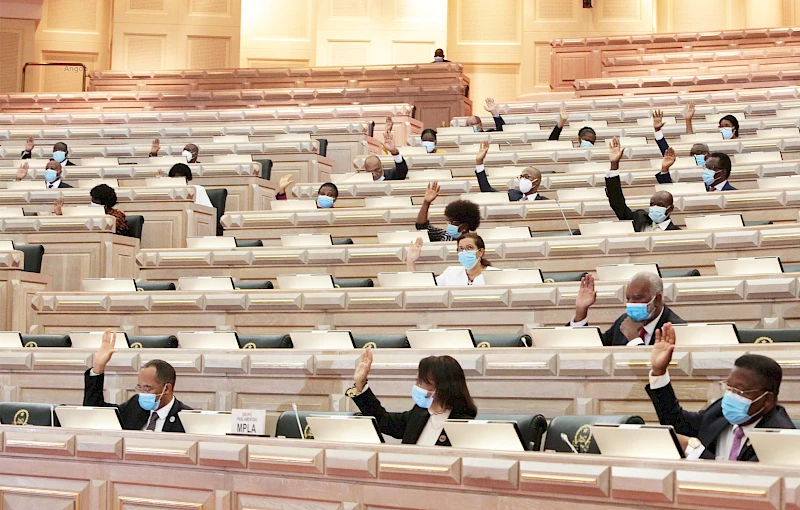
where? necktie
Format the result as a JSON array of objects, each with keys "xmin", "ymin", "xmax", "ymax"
[
  {"xmin": 728, "ymin": 426, "xmax": 745, "ymax": 461},
  {"xmin": 146, "ymin": 412, "xmax": 159, "ymax": 431},
  {"xmin": 638, "ymin": 327, "xmax": 647, "ymax": 342}
]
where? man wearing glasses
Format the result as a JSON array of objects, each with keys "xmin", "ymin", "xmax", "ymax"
[
  {"xmin": 646, "ymin": 323, "xmax": 794, "ymax": 461},
  {"xmin": 658, "ymin": 149, "xmax": 738, "ymax": 191},
  {"xmin": 83, "ymin": 330, "xmax": 189, "ymax": 432}
]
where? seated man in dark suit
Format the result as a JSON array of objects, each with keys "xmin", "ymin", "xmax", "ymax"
[
  {"xmin": 16, "ymin": 160, "xmax": 72, "ymax": 189},
  {"xmin": 465, "ymin": 98, "xmax": 506, "ymax": 132},
  {"xmin": 657, "ymin": 149, "xmax": 737, "ymax": 191},
  {"xmin": 651, "ymin": 106, "xmax": 711, "ymax": 165},
  {"xmin": 84, "ymin": 330, "xmax": 188, "ymax": 432},
  {"xmin": 647, "ymin": 323, "xmax": 794, "ymax": 460},
  {"xmin": 570, "ymin": 272, "xmax": 685, "ymax": 346},
  {"xmin": 607, "ymin": 137, "xmax": 679, "ymax": 232},
  {"xmin": 474, "ymin": 141, "xmax": 547, "ymax": 201},
  {"xmin": 20, "ymin": 139, "xmax": 76, "ymax": 166},
  {"xmin": 363, "ymin": 130, "xmax": 409, "ymax": 181},
  {"xmin": 432, "ymin": 48, "xmax": 450, "ymax": 62},
  {"xmin": 547, "ymin": 106, "xmax": 596, "ymax": 147}
]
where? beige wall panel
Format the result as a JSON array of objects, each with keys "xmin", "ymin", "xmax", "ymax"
[
  {"xmin": 457, "ymin": 0, "xmax": 521, "ymax": 43},
  {"xmin": 393, "ymin": 41, "xmax": 437, "ymax": 64},
  {"xmin": 462, "ymin": 63, "xmax": 520, "ymax": 103},
  {"xmin": 246, "ymin": 58, "xmax": 311, "ymax": 68},
  {"xmin": 123, "ymin": 32, "xmax": 167, "ymax": 70},
  {"xmin": 330, "ymin": 0, "xmax": 370, "ymax": 18},
  {"xmin": 239, "ymin": 0, "xmax": 315, "ymax": 68},
  {"xmin": 0, "ymin": 29, "xmax": 23, "ymax": 93},
  {"xmin": 188, "ymin": 36, "xmax": 231, "ymax": 69},
  {"xmin": 40, "ymin": 51, "xmax": 96, "ymax": 92},
  {"xmin": 327, "ymin": 40, "xmax": 370, "ymax": 66},
  {"xmin": 657, "ymin": 0, "xmax": 745, "ymax": 33}
]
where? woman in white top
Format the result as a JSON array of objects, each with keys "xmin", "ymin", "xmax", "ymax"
[
  {"xmin": 345, "ymin": 349, "xmax": 477, "ymax": 445},
  {"xmin": 406, "ymin": 232, "xmax": 498, "ymax": 286},
  {"xmin": 167, "ymin": 163, "xmax": 213, "ymax": 208}
]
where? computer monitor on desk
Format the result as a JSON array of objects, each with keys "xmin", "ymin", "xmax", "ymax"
[
  {"xmin": 55, "ymin": 406, "xmax": 122, "ymax": 431},
  {"xmin": 305, "ymin": 415, "xmax": 384, "ymax": 444}
]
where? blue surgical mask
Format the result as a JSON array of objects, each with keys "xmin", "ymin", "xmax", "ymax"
[
  {"xmin": 458, "ymin": 250, "xmax": 479, "ymax": 270},
  {"xmin": 52, "ymin": 151, "xmax": 66, "ymax": 163},
  {"xmin": 721, "ymin": 390, "xmax": 766, "ymax": 425},
  {"xmin": 702, "ymin": 168, "xmax": 718, "ymax": 187},
  {"xmin": 648, "ymin": 205, "xmax": 668, "ymax": 224},
  {"xmin": 446, "ymin": 224, "xmax": 461, "ymax": 239},
  {"xmin": 579, "ymin": 140, "xmax": 593, "ymax": 148},
  {"xmin": 421, "ymin": 141, "xmax": 436, "ymax": 153},
  {"xmin": 720, "ymin": 127, "xmax": 734, "ymax": 140},
  {"xmin": 472, "ymin": 125, "xmax": 479, "ymax": 133},
  {"xmin": 694, "ymin": 154, "xmax": 706, "ymax": 167},
  {"xmin": 43, "ymin": 169, "xmax": 58, "ymax": 183},
  {"xmin": 434, "ymin": 57, "xmax": 444, "ymax": 62},
  {"xmin": 626, "ymin": 295, "xmax": 656, "ymax": 323},
  {"xmin": 412, "ymin": 384, "xmax": 434, "ymax": 408},
  {"xmin": 138, "ymin": 385, "xmax": 166, "ymax": 412},
  {"xmin": 317, "ymin": 195, "xmax": 335, "ymax": 209}
]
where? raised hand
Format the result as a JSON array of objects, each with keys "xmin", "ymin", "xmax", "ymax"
[
  {"xmin": 685, "ymin": 101, "xmax": 696, "ymax": 121},
  {"xmin": 15, "ymin": 162, "xmax": 29, "ymax": 181},
  {"xmin": 155, "ymin": 168, "xmax": 167, "ymax": 178},
  {"xmin": 150, "ymin": 138, "xmax": 160, "ymax": 156},
  {"xmin": 93, "ymin": 329, "xmax": 117, "ymax": 375},
  {"xmin": 608, "ymin": 136, "xmax": 625, "ymax": 164},
  {"xmin": 25, "ymin": 136, "xmax": 35, "ymax": 152},
  {"xmin": 279, "ymin": 174, "xmax": 294, "ymax": 194},
  {"xmin": 652, "ymin": 109, "xmax": 665, "ymax": 132},
  {"xmin": 661, "ymin": 147, "xmax": 676, "ymax": 173},
  {"xmin": 574, "ymin": 273, "xmax": 597, "ymax": 322},
  {"xmin": 651, "ymin": 322, "xmax": 676, "ymax": 376},
  {"xmin": 557, "ymin": 105, "xmax": 569, "ymax": 128},
  {"xmin": 406, "ymin": 237, "xmax": 423, "ymax": 270},
  {"xmin": 620, "ymin": 316, "xmax": 642, "ymax": 341},
  {"xmin": 476, "ymin": 140, "xmax": 490, "ymax": 165},
  {"xmin": 484, "ymin": 97, "xmax": 499, "ymax": 116},
  {"xmin": 382, "ymin": 130, "xmax": 398, "ymax": 155},
  {"xmin": 354, "ymin": 347, "xmax": 373, "ymax": 392},
  {"xmin": 53, "ymin": 197, "xmax": 64, "ymax": 216},
  {"xmin": 385, "ymin": 116, "xmax": 394, "ymax": 133},
  {"xmin": 423, "ymin": 180, "xmax": 440, "ymax": 204}
]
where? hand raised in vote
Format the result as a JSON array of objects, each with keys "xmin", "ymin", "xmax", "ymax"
[
  {"xmin": 53, "ymin": 197, "xmax": 64, "ymax": 216},
  {"xmin": 382, "ymin": 129, "xmax": 398, "ymax": 155},
  {"xmin": 476, "ymin": 140, "xmax": 490, "ymax": 165},
  {"xmin": 608, "ymin": 136, "xmax": 625, "ymax": 164},
  {"xmin": 406, "ymin": 237, "xmax": 423, "ymax": 269},
  {"xmin": 385, "ymin": 116, "xmax": 394, "ymax": 133},
  {"xmin": 279, "ymin": 174, "xmax": 294, "ymax": 194},
  {"xmin": 15, "ymin": 162, "xmax": 29, "ymax": 181},
  {"xmin": 557, "ymin": 105, "xmax": 569, "ymax": 128},
  {"xmin": 652, "ymin": 109, "xmax": 665, "ymax": 132},
  {"xmin": 650, "ymin": 322, "xmax": 676, "ymax": 376},
  {"xmin": 574, "ymin": 273, "xmax": 597, "ymax": 322},
  {"xmin": 661, "ymin": 147, "xmax": 676, "ymax": 173},
  {"xmin": 484, "ymin": 97, "xmax": 499, "ymax": 116},
  {"xmin": 354, "ymin": 348, "xmax": 373, "ymax": 392},
  {"xmin": 93, "ymin": 329, "xmax": 117, "ymax": 375},
  {"xmin": 423, "ymin": 181, "xmax": 440, "ymax": 204},
  {"xmin": 685, "ymin": 101, "xmax": 696, "ymax": 121},
  {"xmin": 150, "ymin": 138, "xmax": 160, "ymax": 156},
  {"xmin": 155, "ymin": 168, "xmax": 167, "ymax": 178},
  {"xmin": 25, "ymin": 136, "xmax": 35, "ymax": 152}
]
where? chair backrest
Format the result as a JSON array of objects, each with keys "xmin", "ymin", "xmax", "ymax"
[
  {"xmin": 660, "ymin": 268, "xmax": 701, "ymax": 278},
  {"xmin": 472, "ymin": 334, "xmax": 531, "ymax": 348},
  {"xmin": 237, "ymin": 334, "xmax": 292, "ymax": 349},
  {"xmin": 331, "ymin": 238, "xmax": 354, "ymax": 245},
  {"xmin": 206, "ymin": 188, "xmax": 228, "ymax": 236},
  {"xmin": 351, "ymin": 334, "xmax": 409, "ymax": 349},
  {"xmin": 235, "ymin": 239, "xmax": 264, "ymax": 248},
  {"xmin": 255, "ymin": 159, "xmax": 273, "ymax": 180},
  {"xmin": 474, "ymin": 413, "xmax": 547, "ymax": 451},
  {"xmin": 333, "ymin": 278, "xmax": 374, "ymax": 288},
  {"xmin": 275, "ymin": 410, "xmax": 355, "ymax": 439},
  {"xmin": 542, "ymin": 271, "xmax": 588, "ymax": 283},
  {"xmin": 543, "ymin": 415, "xmax": 644, "ymax": 453},
  {"xmin": 737, "ymin": 329, "xmax": 800, "ymax": 344},
  {"xmin": 21, "ymin": 334, "xmax": 71, "ymax": 348},
  {"xmin": 16, "ymin": 244, "xmax": 44, "ymax": 273},
  {"xmin": 127, "ymin": 335, "xmax": 179, "ymax": 348},
  {"xmin": 316, "ymin": 138, "xmax": 328, "ymax": 157},
  {"xmin": 234, "ymin": 280, "xmax": 274, "ymax": 290},
  {"xmin": 135, "ymin": 281, "xmax": 176, "ymax": 291},
  {"xmin": 793, "ymin": 419, "xmax": 800, "ymax": 429},
  {"xmin": 126, "ymin": 215, "xmax": 145, "ymax": 240},
  {"xmin": 0, "ymin": 402, "xmax": 59, "ymax": 426}
]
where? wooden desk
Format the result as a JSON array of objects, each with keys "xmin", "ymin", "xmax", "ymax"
[
  {"xmin": 0, "ymin": 255, "xmax": 50, "ymax": 331},
  {"xmin": 117, "ymin": 201, "xmax": 215, "ymax": 249},
  {"xmin": 268, "ymin": 153, "xmax": 334, "ymax": 185}
]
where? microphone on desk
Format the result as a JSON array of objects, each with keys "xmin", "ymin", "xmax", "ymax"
[
  {"xmin": 560, "ymin": 433, "xmax": 579, "ymax": 454},
  {"xmin": 553, "ymin": 197, "xmax": 575, "ymax": 236},
  {"xmin": 292, "ymin": 403, "xmax": 305, "ymax": 440}
]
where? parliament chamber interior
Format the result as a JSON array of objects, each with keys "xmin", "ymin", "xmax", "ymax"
[{"xmin": 5, "ymin": 0, "xmax": 800, "ymax": 508}]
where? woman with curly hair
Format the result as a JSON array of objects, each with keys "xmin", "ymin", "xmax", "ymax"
[{"xmin": 90, "ymin": 184, "xmax": 130, "ymax": 236}]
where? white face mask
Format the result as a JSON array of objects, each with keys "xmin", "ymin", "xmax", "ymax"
[
  {"xmin": 518, "ymin": 178, "xmax": 534, "ymax": 194},
  {"xmin": 182, "ymin": 150, "xmax": 193, "ymax": 163}
]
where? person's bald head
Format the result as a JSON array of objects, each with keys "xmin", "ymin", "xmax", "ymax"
[
  {"xmin": 690, "ymin": 143, "xmax": 710, "ymax": 157},
  {"xmin": 364, "ymin": 155, "xmax": 384, "ymax": 181},
  {"xmin": 466, "ymin": 115, "xmax": 483, "ymax": 131},
  {"xmin": 650, "ymin": 190, "xmax": 673, "ymax": 209},
  {"xmin": 183, "ymin": 143, "xmax": 199, "ymax": 163}
]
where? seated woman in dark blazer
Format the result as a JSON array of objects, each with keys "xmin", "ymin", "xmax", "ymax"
[{"xmin": 345, "ymin": 349, "xmax": 477, "ymax": 445}]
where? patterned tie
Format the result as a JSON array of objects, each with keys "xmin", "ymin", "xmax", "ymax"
[
  {"xmin": 638, "ymin": 327, "xmax": 647, "ymax": 342},
  {"xmin": 728, "ymin": 426, "xmax": 745, "ymax": 461},
  {"xmin": 146, "ymin": 412, "xmax": 159, "ymax": 431}
]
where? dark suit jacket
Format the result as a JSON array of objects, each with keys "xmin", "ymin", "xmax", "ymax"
[
  {"xmin": 646, "ymin": 381, "xmax": 795, "ymax": 460},
  {"xmin": 83, "ymin": 369, "xmax": 188, "ymax": 432},
  {"xmin": 486, "ymin": 115, "xmax": 505, "ymax": 132},
  {"xmin": 548, "ymin": 125, "xmax": 563, "ymax": 141},
  {"xmin": 591, "ymin": 306, "xmax": 685, "ymax": 346},
  {"xmin": 655, "ymin": 171, "xmax": 738, "ymax": 191},
  {"xmin": 656, "ymin": 135, "xmax": 669, "ymax": 156},
  {"xmin": 352, "ymin": 388, "xmax": 476, "ymax": 445},
  {"xmin": 606, "ymin": 175, "xmax": 680, "ymax": 232},
  {"xmin": 384, "ymin": 156, "xmax": 409, "ymax": 181},
  {"xmin": 20, "ymin": 151, "xmax": 76, "ymax": 166},
  {"xmin": 476, "ymin": 169, "xmax": 549, "ymax": 202},
  {"xmin": 53, "ymin": 181, "xmax": 73, "ymax": 189}
]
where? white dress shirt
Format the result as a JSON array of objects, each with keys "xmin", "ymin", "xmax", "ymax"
[
  {"xmin": 710, "ymin": 180, "xmax": 729, "ymax": 191},
  {"xmin": 645, "ymin": 218, "xmax": 672, "ymax": 231},
  {"xmin": 141, "ymin": 396, "xmax": 176, "ymax": 432},
  {"xmin": 416, "ymin": 409, "xmax": 452, "ymax": 446},
  {"xmin": 47, "ymin": 179, "xmax": 62, "ymax": 189},
  {"xmin": 435, "ymin": 265, "xmax": 500, "ymax": 286},
  {"xmin": 649, "ymin": 370, "xmax": 761, "ymax": 460},
  {"xmin": 571, "ymin": 307, "xmax": 665, "ymax": 346}
]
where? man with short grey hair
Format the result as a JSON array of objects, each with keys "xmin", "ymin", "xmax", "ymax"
[{"xmin": 569, "ymin": 272, "xmax": 685, "ymax": 346}]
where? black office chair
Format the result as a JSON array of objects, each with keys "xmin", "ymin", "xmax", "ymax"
[
  {"xmin": 206, "ymin": 188, "xmax": 228, "ymax": 236},
  {"xmin": 744, "ymin": 220, "xmax": 773, "ymax": 227},
  {"xmin": 236, "ymin": 239, "xmax": 263, "ymax": 248},
  {"xmin": 136, "ymin": 282, "xmax": 176, "ymax": 291},
  {"xmin": 474, "ymin": 413, "xmax": 548, "ymax": 451},
  {"xmin": 0, "ymin": 402, "xmax": 59, "ymax": 426},
  {"xmin": 237, "ymin": 334, "xmax": 292, "ymax": 349},
  {"xmin": 792, "ymin": 419, "xmax": 800, "ymax": 429},
  {"xmin": 542, "ymin": 271, "xmax": 588, "ymax": 283},
  {"xmin": 367, "ymin": 121, "xmax": 375, "ymax": 137},
  {"xmin": 472, "ymin": 334, "xmax": 532, "ymax": 348},
  {"xmin": 661, "ymin": 268, "xmax": 701, "ymax": 278},
  {"xmin": 333, "ymin": 278, "xmax": 374, "ymax": 288},
  {"xmin": 234, "ymin": 280, "xmax": 274, "ymax": 290},
  {"xmin": 332, "ymin": 238, "xmax": 354, "ymax": 245},
  {"xmin": 275, "ymin": 410, "xmax": 355, "ymax": 439},
  {"xmin": 126, "ymin": 215, "xmax": 145, "ymax": 240},
  {"xmin": 737, "ymin": 329, "xmax": 800, "ymax": 344},
  {"xmin": 543, "ymin": 415, "xmax": 645, "ymax": 453},
  {"xmin": 352, "ymin": 334, "xmax": 409, "ymax": 349},
  {"xmin": 316, "ymin": 138, "xmax": 328, "ymax": 157},
  {"xmin": 16, "ymin": 244, "xmax": 44, "ymax": 273},
  {"xmin": 784, "ymin": 264, "xmax": 800, "ymax": 273},
  {"xmin": 127, "ymin": 335, "xmax": 179, "ymax": 348},
  {"xmin": 21, "ymin": 335, "xmax": 71, "ymax": 348},
  {"xmin": 255, "ymin": 159, "xmax": 273, "ymax": 180}
]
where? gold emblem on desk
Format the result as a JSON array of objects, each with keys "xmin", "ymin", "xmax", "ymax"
[
  {"xmin": 23, "ymin": 341, "xmax": 37, "ymax": 348},
  {"xmin": 13, "ymin": 409, "xmax": 29, "ymax": 426},
  {"xmin": 130, "ymin": 342, "xmax": 143, "ymax": 348},
  {"xmin": 573, "ymin": 424, "xmax": 592, "ymax": 453},
  {"xmin": 242, "ymin": 342, "xmax": 256, "ymax": 349},
  {"xmin": 476, "ymin": 341, "xmax": 491, "ymax": 348},
  {"xmin": 362, "ymin": 342, "xmax": 377, "ymax": 349},
  {"xmin": 754, "ymin": 336, "xmax": 774, "ymax": 344}
]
